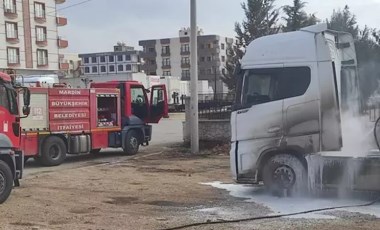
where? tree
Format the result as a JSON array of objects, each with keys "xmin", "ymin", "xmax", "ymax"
[
  {"xmin": 222, "ymin": 0, "xmax": 280, "ymax": 91},
  {"xmin": 327, "ymin": 5, "xmax": 359, "ymax": 39},
  {"xmin": 282, "ymin": 0, "xmax": 319, "ymax": 32}
]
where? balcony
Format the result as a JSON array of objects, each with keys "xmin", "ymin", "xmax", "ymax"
[
  {"xmin": 57, "ymin": 37, "xmax": 68, "ymax": 48},
  {"xmin": 55, "ymin": 0, "xmax": 66, "ymax": 4},
  {"xmin": 180, "ymin": 50, "xmax": 190, "ymax": 55},
  {"xmin": 56, "ymin": 16, "xmax": 67, "ymax": 26},
  {"xmin": 36, "ymin": 35, "xmax": 48, "ymax": 47},
  {"xmin": 161, "ymin": 51, "xmax": 170, "ymax": 57},
  {"xmin": 162, "ymin": 64, "xmax": 171, "ymax": 69},
  {"xmin": 4, "ymin": 6, "xmax": 17, "ymax": 19},
  {"xmin": 6, "ymin": 33, "xmax": 19, "ymax": 44},
  {"xmin": 60, "ymin": 62, "xmax": 69, "ymax": 70}
]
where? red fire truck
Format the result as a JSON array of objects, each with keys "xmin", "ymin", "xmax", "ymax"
[
  {"xmin": 20, "ymin": 81, "xmax": 168, "ymax": 166},
  {"xmin": 0, "ymin": 72, "xmax": 30, "ymax": 203}
]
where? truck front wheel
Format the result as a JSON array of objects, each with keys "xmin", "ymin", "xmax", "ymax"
[
  {"xmin": 262, "ymin": 154, "xmax": 307, "ymax": 196},
  {"xmin": 39, "ymin": 136, "xmax": 67, "ymax": 166},
  {"xmin": 0, "ymin": 160, "xmax": 14, "ymax": 204},
  {"xmin": 123, "ymin": 130, "xmax": 140, "ymax": 155}
]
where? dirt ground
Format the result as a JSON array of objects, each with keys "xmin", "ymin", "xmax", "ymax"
[{"xmin": 1, "ymin": 144, "xmax": 380, "ymax": 230}]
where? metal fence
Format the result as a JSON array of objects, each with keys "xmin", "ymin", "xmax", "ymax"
[{"xmin": 198, "ymin": 93, "xmax": 235, "ymax": 120}]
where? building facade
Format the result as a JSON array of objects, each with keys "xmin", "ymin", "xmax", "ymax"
[
  {"xmin": 58, "ymin": 52, "xmax": 81, "ymax": 78},
  {"xmin": 139, "ymin": 28, "xmax": 234, "ymax": 93},
  {"xmin": 0, "ymin": 0, "xmax": 68, "ymax": 75},
  {"xmin": 79, "ymin": 44, "xmax": 141, "ymax": 76}
]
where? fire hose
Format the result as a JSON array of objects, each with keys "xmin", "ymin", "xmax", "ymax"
[{"xmin": 161, "ymin": 120, "xmax": 380, "ymax": 230}]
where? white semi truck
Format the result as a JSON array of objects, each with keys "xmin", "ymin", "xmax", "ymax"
[{"xmin": 230, "ymin": 24, "xmax": 380, "ymax": 194}]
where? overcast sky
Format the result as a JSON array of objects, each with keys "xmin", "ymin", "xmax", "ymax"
[{"xmin": 58, "ymin": 0, "xmax": 380, "ymax": 53}]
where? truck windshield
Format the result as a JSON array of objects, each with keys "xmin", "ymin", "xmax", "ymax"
[
  {"xmin": 0, "ymin": 83, "xmax": 18, "ymax": 115},
  {"xmin": 241, "ymin": 67, "xmax": 311, "ymax": 106}
]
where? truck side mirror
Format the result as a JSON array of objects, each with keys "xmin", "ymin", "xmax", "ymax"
[
  {"xmin": 22, "ymin": 88, "xmax": 31, "ymax": 116},
  {"xmin": 23, "ymin": 88, "xmax": 30, "ymax": 106}
]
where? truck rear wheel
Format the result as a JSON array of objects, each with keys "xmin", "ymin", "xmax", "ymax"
[
  {"xmin": 123, "ymin": 130, "xmax": 140, "ymax": 155},
  {"xmin": 262, "ymin": 154, "xmax": 307, "ymax": 196},
  {"xmin": 0, "ymin": 160, "xmax": 14, "ymax": 204},
  {"xmin": 39, "ymin": 136, "xmax": 67, "ymax": 167}
]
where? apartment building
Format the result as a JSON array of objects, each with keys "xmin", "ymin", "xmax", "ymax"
[
  {"xmin": 0, "ymin": 0, "xmax": 68, "ymax": 75},
  {"xmin": 139, "ymin": 28, "xmax": 234, "ymax": 93},
  {"xmin": 79, "ymin": 43, "xmax": 141, "ymax": 76},
  {"xmin": 58, "ymin": 52, "xmax": 81, "ymax": 78}
]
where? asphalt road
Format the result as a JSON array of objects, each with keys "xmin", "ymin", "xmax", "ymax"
[{"xmin": 23, "ymin": 113, "xmax": 185, "ymax": 177}]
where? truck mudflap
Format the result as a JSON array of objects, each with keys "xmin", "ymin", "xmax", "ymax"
[
  {"xmin": 307, "ymin": 152, "xmax": 380, "ymax": 192},
  {"xmin": 14, "ymin": 150, "xmax": 23, "ymax": 181}
]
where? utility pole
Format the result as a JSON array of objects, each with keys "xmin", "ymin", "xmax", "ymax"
[{"xmin": 190, "ymin": 0, "xmax": 199, "ymax": 154}]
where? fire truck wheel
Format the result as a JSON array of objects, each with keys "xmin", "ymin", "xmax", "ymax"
[
  {"xmin": 262, "ymin": 154, "xmax": 307, "ymax": 196},
  {"xmin": 40, "ymin": 136, "xmax": 67, "ymax": 166},
  {"xmin": 123, "ymin": 130, "xmax": 140, "ymax": 155},
  {"xmin": 90, "ymin": 149, "xmax": 101, "ymax": 154},
  {"xmin": 0, "ymin": 160, "xmax": 13, "ymax": 204}
]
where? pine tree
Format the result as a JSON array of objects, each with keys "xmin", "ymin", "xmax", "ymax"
[
  {"xmin": 222, "ymin": 0, "xmax": 280, "ymax": 91},
  {"xmin": 282, "ymin": 0, "xmax": 319, "ymax": 32}
]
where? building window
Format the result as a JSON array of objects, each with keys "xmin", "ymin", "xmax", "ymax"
[
  {"xmin": 182, "ymin": 69, "xmax": 190, "ymax": 79},
  {"xmin": 181, "ymin": 57, "xmax": 190, "ymax": 64},
  {"xmin": 125, "ymin": 64, "xmax": 132, "ymax": 71},
  {"xmin": 162, "ymin": 58, "xmax": 170, "ymax": 66},
  {"xmin": 221, "ymin": 43, "xmax": 225, "ymax": 50},
  {"xmin": 5, "ymin": 22, "xmax": 18, "ymax": 39},
  {"xmin": 163, "ymin": 71, "xmax": 171, "ymax": 76},
  {"xmin": 35, "ymin": 26, "xmax": 47, "ymax": 41},
  {"xmin": 7, "ymin": 47, "xmax": 19, "ymax": 64},
  {"xmin": 92, "ymin": 66, "xmax": 98, "ymax": 73},
  {"xmin": 199, "ymin": 68, "xmax": 205, "ymax": 74},
  {"xmin": 4, "ymin": 0, "xmax": 16, "ymax": 13},
  {"xmin": 150, "ymin": 59, "xmax": 156, "ymax": 65},
  {"xmin": 109, "ymin": 55, "xmax": 115, "ymax": 62},
  {"xmin": 118, "ymin": 65, "xmax": 123, "ymax": 71},
  {"xmin": 207, "ymin": 56, "xmax": 212, "ymax": 62},
  {"xmin": 84, "ymin": 67, "xmax": 90, "ymax": 73},
  {"xmin": 91, "ymin": 57, "xmax": 97, "ymax": 63},
  {"xmin": 200, "ymin": 57, "xmax": 205, "ymax": 62},
  {"xmin": 200, "ymin": 44, "xmax": 205, "ymax": 49},
  {"xmin": 162, "ymin": 45, "xmax": 170, "ymax": 54},
  {"xmin": 181, "ymin": 44, "xmax": 190, "ymax": 53},
  {"xmin": 148, "ymin": 47, "xmax": 155, "ymax": 53},
  {"xmin": 125, "ymin": 54, "xmax": 131, "ymax": 61},
  {"xmin": 37, "ymin": 49, "xmax": 48, "ymax": 66},
  {"xmin": 84, "ymin": 57, "xmax": 89, "ymax": 64},
  {"xmin": 109, "ymin": 65, "xmax": 115, "ymax": 72},
  {"xmin": 221, "ymin": 56, "xmax": 226, "ymax": 62},
  {"xmin": 208, "ymin": 43, "xmax": 212, "ymax": 49},
  {"xmin": 207, "ymin": 69, "xmax": 212, "ymax": 74},
  {"xmin": 117, "ymin": 55, "xmax": 123, "ymax": 61},
  {"xmin": 100, "ymin": 56, "xmax": 106, "ymax": 63},
  {"xmin": 100, "ymin": 66, "xmax": 106, "ymax": 72},
  {"xmin": 34, "ymin": 2, "xmax": 45, "ymax": 18}
]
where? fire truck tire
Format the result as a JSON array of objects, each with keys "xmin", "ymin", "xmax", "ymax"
[
  {"xmin": 123, "ymin": 130, "xmax": 140, "ymax": 155},
  {"xmin": 90, "ymin": 149, "xmax": 101, "ymax": 154},
  {"xmin": 0, "ymin": 160, "xmax": 13, "ymax": 204},
  {"xmin": 262, "ymin": 154, "xmax": 307, "ymax": 196},
  {"xmin": 40, "ymin": 136, "xmax": 67, "ymax": 166}
]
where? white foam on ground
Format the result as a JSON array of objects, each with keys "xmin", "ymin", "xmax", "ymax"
[{"xmin": 202, "ymin": 181, "xmax": 380, "ymax": 219}]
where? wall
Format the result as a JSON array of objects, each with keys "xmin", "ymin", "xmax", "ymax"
[{"xmin": 182, "ymin": 120, "xmax": 231, "ymax": 143}]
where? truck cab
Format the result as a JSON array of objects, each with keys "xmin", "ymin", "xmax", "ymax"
[
  {"xmin": 231, "ymin": 24, "xmax": 361, "ymax": 193},
  {"xmin": 0, "ymin": 72, "xmax": 30, "ymax": 203}
]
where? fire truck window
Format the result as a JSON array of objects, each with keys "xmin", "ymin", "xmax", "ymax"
[
  {"xmin": 242, "ymin": 67, "xmax": 310, "ymax": 106},
  {"xmin": 0, "ymin": 85, "xmax": 9, "ymax": 110},
  {"xmin": 97, "ymin": 96, "xmax": 118, "ymax": 127},
  {"xmin": 131, "ymin": 87, "xmax": 148, "ymax": 119},
  {"xmin": 151, "ymin": 87, "xmax": 165, "ymax": 117}
]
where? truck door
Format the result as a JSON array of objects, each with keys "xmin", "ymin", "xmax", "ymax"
[
  {"xmin": 147, "ymin": 84, "xmax": 168, "ymax": 123},
  {"xmin": 233, "ymin": 68, "xmax": 284, "ymax": 176}
]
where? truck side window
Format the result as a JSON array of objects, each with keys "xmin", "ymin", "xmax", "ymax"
[
  {"xmin": 0, "ymin": 85, "xmax": 9, "ymax": 110},
  {"xmin": 0, "ymin": 84, "xmax": 18, "ymax": 115},
  {"xmin": 131, "ymin": 87, "xmax": 148, "ymax": 119},
  {"xmin": 242, "ymin": 67, "xmax": 311, "ymax": 106}
]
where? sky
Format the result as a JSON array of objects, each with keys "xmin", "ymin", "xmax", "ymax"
[{"xmin": 57, "ymin": 0, "xmax": 380, "ymax": 53}]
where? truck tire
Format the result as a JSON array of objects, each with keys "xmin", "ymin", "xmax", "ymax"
[
  {"xmin": 0, "ymin": 160, "xmax": 14, "ymax": 204},
  {"xmin": 39, "ymin": 136, "xmax": 67, "ymax": 167},
  {"xmin": 123, "ymin": 130, "xmax": 140, "ymax": 155},
  {"xmin": 262, "ymin": 154, "xmax": 307, "ymax": 196},
  {"xmin": 90, "ymin": 149, "xmax": 101, "ymax": 154}
]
